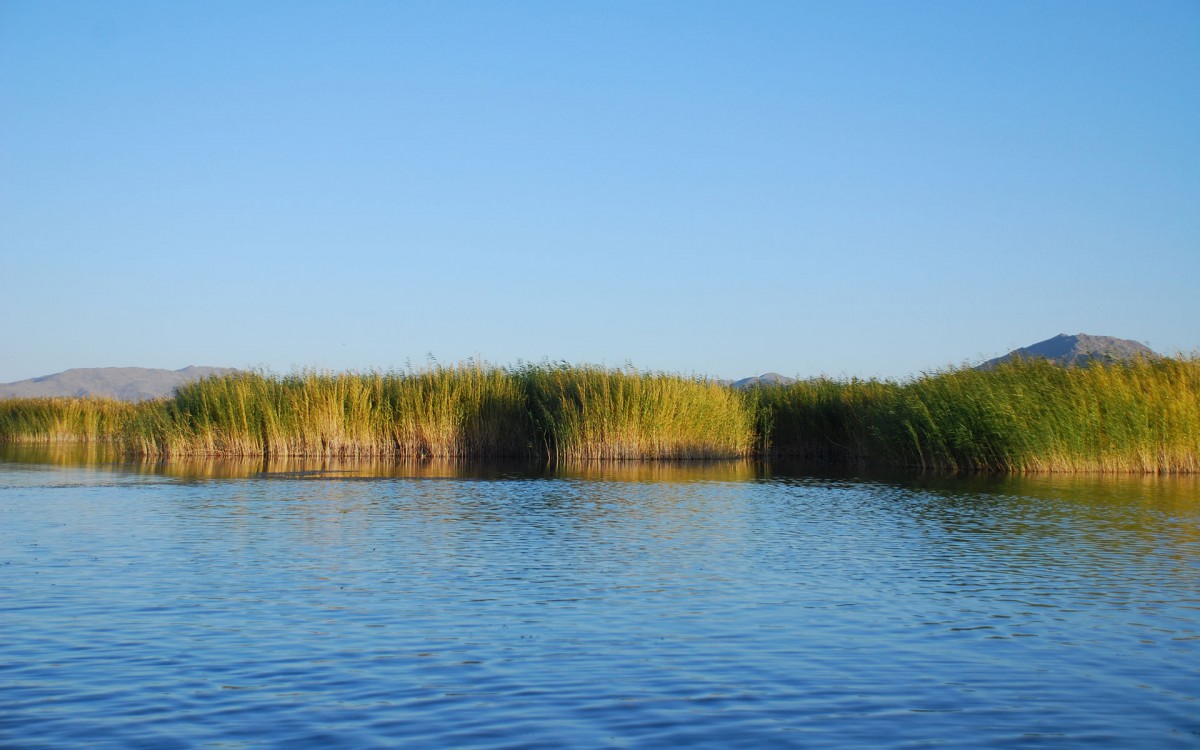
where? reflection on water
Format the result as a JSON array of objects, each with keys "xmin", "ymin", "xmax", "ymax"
[
  {"xmin": 0, "ymin": 442, "xmax": 767, "ymax": 482},
  {"xmin": 8, "ymin": 443, "xmax": 1199, "ymax": 493},
  {"xmin": 1, "ymin": 444, "xmax": 1198, "ymax": 748}
]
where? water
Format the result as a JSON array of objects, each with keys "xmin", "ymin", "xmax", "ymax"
[{"xmin": 2, "ymin": 446, "xmax": 1198, "ymax": 748}]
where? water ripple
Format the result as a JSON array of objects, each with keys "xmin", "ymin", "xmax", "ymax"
[{"xmin": 1, "ymin": 461, "xmax": 1198, "ymax": 747}]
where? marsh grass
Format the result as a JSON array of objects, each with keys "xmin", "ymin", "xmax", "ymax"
[
  {"xmin": 1, "ymin": 358, "xmax": 1196, "ymax": 471},
  {"xmin": 521, "ymin": 365, "xmax": 757, "ymax": 460},
  {"xmin": 135, "ymin": 365, "xmax": 754, "ymax": 460},
  {"xmin": 758, "ymin": 356, "xmax": 1200, "ymax": 473},
  {"xmin": 0, "ymin": 397, "xmax": 137, "ymax": 444},
  {"xmin": 128, "ymin": 367, "xmax": 534, "ymax": 458}
]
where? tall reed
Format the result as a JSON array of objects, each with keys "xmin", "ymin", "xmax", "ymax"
[
  {"xmin": 759, "ymin": 356, "xmax": 1200, "ymax": 473},
  {"xmin": 756, "ymin": 377, "xmax": 900, "ymax": 464},
  {"xmin": 520, "ymin": 364, "xmax": 756, "ymax": 460},
  {"xmin": 131, "ymin": 366, "xmax": 534, "ymax": 458},
  {"xmin": 0, "ymin": 397, "xmax": 137, "ymax": 443}
]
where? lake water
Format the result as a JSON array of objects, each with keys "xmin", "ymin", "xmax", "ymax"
[{"xmin": 2, "ymin": 445, "xmax": 1198, "ymax": 748}]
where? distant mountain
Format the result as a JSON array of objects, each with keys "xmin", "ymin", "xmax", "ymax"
[
  {"xmin": 978, "ymin": 334, "xmax": 1158, "ymax": 370},
  {"xmin": 0, "ymin": 366, "xmax": 236, "ymax": 401},
  {"xmin": 731, "ymin": 372, "xmax": 797, "ymax": 389}
]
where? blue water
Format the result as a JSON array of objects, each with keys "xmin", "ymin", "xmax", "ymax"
[{"xmin": 2, "ymin": 450, "xmax": 1198, "ymax": 748}]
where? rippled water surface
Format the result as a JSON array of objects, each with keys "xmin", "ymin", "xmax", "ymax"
[{"xmin": 2, "ymin": 447, "xmax": 1198, "ymax": 748}]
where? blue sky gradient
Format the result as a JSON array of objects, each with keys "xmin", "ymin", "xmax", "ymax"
[{"xmin": 2, "ymin": 1, "xmax": 1197, "ymax": 382}]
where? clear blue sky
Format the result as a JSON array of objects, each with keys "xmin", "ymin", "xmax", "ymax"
[{"xmin": 2, "ymin": 1, "xmax": 1197, "ymax": 383}]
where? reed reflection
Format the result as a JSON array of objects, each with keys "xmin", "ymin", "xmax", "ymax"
[{"xmin": 0, "ymin": 443, "xmax": 767, "ymax": 483}]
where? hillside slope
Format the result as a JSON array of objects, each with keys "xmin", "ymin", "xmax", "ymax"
[
  {"xmin": 0, "ymin": 366, "xmax": 236, "ymax": 401},
  {"xmin": 979, "ymin": 334, "xmax": 1157, "ymax": 369}
]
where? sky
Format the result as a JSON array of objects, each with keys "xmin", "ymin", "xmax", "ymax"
[{"xmin": 2, "ymin": 1, "xmax": 1197, "ymax": 383}]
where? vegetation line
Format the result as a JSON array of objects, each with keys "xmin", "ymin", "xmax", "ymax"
[{"xmin": 1, "ymin": 358, "xmax": 1197, "ymax": 473}]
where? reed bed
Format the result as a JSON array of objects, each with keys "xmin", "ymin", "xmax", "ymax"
[
  {"xmin": 1, "ymin": 358, "xmax": 1197, "ymax": 471},
  {"xmin": 0, "ymin": 397, "xmax": 138, "ymax": 444},
  {"xmin": 759, "ymin": 356, "xmax": 1200, "ymax": 473},
  {"xmin": 521, "ymin": 365, "xmax": 757, "ymax": 460},
  {"xmin": 123, "ymin": 367, "xmax": 534, "ymax": 458}
]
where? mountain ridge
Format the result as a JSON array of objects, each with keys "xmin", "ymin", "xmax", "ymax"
[
  {"xmin": 730, "ymin": 372, "xmax": 797, "ymax": 389},
  {"xmin": 0, "ymin": 366, "xmax": 236, "ymax": 401},
  {"xmin": 977, "ymin": 333, "xmax": 1158, "ymax": 370}
]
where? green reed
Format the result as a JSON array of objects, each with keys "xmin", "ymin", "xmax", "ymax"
[
  {"xmin": 132, "ymin": 366, "xmax": 534, "ymax": 458},
  {"xmin": 0, "ymin": 397, "xmax": 138, "ymax": 444},
  {"xmin": 520, "ymin": 364, "xmax": 757, "ymax": 460},
  {"xmin": 758, "ymin": 356, "xmax": 1200, "ymax": 473}
]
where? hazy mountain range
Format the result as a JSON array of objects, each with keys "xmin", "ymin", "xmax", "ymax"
[
  {"xmin": 0, "ymin": 334, "xmax": 1163, "ymax": 400},
  {"xmin": 0, "ymin": 366, "xmax": 236, "ymax": 401}
]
